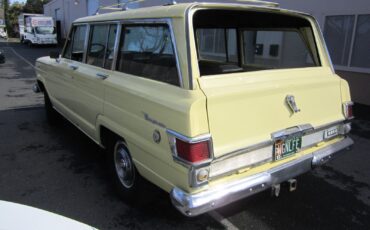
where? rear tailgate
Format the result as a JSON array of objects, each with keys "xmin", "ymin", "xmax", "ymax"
[{"xmin": 198, "ymin": 67, "xmax": 344, "ymax": 158}]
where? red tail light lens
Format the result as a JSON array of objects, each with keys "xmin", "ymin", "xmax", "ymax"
[
  {"xmin": 343, "ymin": 102, "xmax": 354, "ymax": 120},
  {"xmin": 176, "ymin": 139, "xmax": 210, "ymax": 163}
]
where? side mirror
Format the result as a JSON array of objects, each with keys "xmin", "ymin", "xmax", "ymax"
[{"xmin": 49, "ymin": 51, "xmax": 60, "ymax": 59}]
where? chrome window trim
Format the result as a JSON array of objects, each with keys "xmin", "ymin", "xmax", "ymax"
[
  {"xmin": 102, "ymin": 25, "xmax": 112, "ymax": 68},
  {"xmin": 310, "ymin": 16, "xmax": 335, "ymax": 73},
  {"xmin": 83, "ymin": 24, "xmax": 90, "ymax": 63},
  {"xmin": 112, "ymin": 24, "xmax": 122, "ymax": 71},
  {"xmin": 185, "ymin": 4, "xmax": 198, "ymax": 90},
  {"xmin": 61, "ymin": 25, "xmax": 73, "ymax": 58},
  {"xmin": 117, "ymin": 18, "xmax": 184, "ymax": 88}
]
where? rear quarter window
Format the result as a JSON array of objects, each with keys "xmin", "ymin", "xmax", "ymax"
[{"xmin": 116, "ymin": 25, "xmax": 180, "ymax": 87}]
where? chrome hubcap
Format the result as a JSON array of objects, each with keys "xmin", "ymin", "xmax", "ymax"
[{"xmin": 114, "ymin": 142, "xmax": 135, "ymax": 189}]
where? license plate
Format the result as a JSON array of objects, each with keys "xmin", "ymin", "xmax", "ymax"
[
  {"xmin": 274, "ymin": 136, "xmax": 302, "ymax": 161},
  {"xmin": 324, "ymin": 127, "xmax": 338, "ymax": 139}
]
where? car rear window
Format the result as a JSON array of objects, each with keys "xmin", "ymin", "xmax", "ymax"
[{"xmin": 194, "ymin": 10, "xmax": 321, "ymax": 76}]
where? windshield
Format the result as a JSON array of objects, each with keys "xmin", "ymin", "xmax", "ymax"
[
  {"xmin": 194, "ymin": 10, "xmax": 321, "ymax": 76},
  {"xmin": 35, "ymin": 26, "xmax": 55, "ymax": 35}
]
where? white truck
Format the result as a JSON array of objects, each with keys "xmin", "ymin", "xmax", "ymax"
[
  {"xmin": 0, "ymin": 18, "xmax": 7, "ymax": 39},
  {"xmin": 18, "ymin": 14, "xmax": 57, "ymax": 46}
]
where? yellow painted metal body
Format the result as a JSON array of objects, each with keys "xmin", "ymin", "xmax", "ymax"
[{"xmin": 35, "ymin": 2, "xmax": 351, "ymax": 194}]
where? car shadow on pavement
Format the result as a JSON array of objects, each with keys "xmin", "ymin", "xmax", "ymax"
[
  {"xmin": 1, "ymin": 106, "xmax": 370, "ymax": 230},
  {"xmin": 0, "ymin": 106, "xmax": 223, "ymax": 230}
]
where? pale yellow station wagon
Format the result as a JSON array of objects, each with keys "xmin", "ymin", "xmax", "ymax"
[{"xmin": 34, "ymin": 0, "xmax": 354, "ymax": 216}]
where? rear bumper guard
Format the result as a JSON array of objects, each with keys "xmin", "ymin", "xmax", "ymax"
[{"xmin": 170, "ymin": 137, "xmax": 353, "ymax": 216}]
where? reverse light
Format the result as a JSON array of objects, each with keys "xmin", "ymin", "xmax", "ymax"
[
  {"xmin": 343, "ymin": 102, "xmax": 354, "ymax": 120},
  {"xmin": 196, "ymin": 168, "xmax": 209, "ymax": 182}
]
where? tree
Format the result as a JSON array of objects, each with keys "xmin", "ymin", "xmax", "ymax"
[
  {"xmin": 23, "ymin": 0, "xmax": 50, "ymax": 13},
  {"xmin": 5, "ymin": 1, "xmax": 24, "ymax": 37}
]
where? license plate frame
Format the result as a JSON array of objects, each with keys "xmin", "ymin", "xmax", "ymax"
[{"xmin": 273, "ymin": 135, "xmax": 302, "ymax": 161}]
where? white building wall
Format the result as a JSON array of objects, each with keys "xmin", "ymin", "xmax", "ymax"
[
  {"xmin": 274, "ymin": 0, "xmax": 370, "ymax": 27},
  {"xmin": 44, "ymin": 0, "xmax": 120, "ymax": 38}
]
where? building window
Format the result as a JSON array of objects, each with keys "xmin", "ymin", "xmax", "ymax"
[
  {"xmin": 324, "ymin": 15, "xmax": 355, "ymax": 66},
  {"xmin": 324, "ymin": 14, "xmax": 370, "ymax": 72},
  {"xmin": 351, "ymin": 14, "xmax": 370, "ymax": 68}
]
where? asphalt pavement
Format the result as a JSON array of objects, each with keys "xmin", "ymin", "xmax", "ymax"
[{"xmin": 0, "ymin": 39, "xmax": 370, "ymax": 230}]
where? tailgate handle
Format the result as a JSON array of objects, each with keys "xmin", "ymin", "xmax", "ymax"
[
  {"xmin": 96, "ymin": 73, "xmax": 109, "ymax": 80},
  {"xmin": 68, "ymin": 64, "xmax": 78, "ymax": 70}
]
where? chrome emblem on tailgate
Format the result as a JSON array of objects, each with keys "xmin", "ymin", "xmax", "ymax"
[{"xmin": 286, "ymin": 95, "xmax": 301, "ymax": 113}]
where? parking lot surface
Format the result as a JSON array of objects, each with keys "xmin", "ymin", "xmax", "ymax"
[{"xmin": 1, "ymin": 40, "xmax": 370, "ymax": 230}]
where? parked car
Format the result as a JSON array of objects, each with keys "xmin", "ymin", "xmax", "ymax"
[
  {"xmin": 0, "ymin": 200, "xmax": 97, "ymax": 230},
  {"xmin": 0, "ymin": 50, "xmax": 5, "ymax": 64},
  {"xmin": 34, "ymin": 1, "xmax": 354, "ymax": 216}
]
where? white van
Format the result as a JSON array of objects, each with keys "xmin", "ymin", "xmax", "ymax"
[{"xmin": 18, "ymin": 14, "xmax": 58, "ymax": 46}]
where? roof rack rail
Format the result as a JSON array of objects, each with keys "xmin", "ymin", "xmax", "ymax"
[
  {"xmin": 121, "ymin": 0, "xmax": 176, "ymax": 11},
  {"xmin": 94, "ymin": 3, "xmax": 123, "ymax": 15},
  {"xmin": 94, "ymin": 0, "xmax": 146, "ymax": 14},
  {"xmin": 94, "ymin": 0, "xmax": 278, "ymax": 15},
  {"xmin": 235, "ymin": 0, "xmax": 279, "ymax": 7}
]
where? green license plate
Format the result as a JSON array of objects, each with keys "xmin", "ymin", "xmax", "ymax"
[{"xmin": 274, "ymin": 136, "xmax": 302, "ymax": 161}]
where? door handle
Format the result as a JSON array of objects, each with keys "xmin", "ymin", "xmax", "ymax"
[
  {"xmin": 96, "ymin": 73, "xmax": 109, "ymax": 80},
  {"xmin": 68, "ymin": 64, "xmax": 78, "ymax": 70}
]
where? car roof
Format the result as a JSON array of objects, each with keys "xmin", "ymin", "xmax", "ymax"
[{"xmin": 74, "ymin": 2, "xmax": 309, "ymax": 23}]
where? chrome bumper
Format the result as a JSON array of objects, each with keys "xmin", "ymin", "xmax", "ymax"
[{"xmin": 170, "ymin": 137, "xmax": 353, "ymax": 216}]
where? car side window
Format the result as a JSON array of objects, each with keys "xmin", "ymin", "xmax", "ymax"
[
  {"xmin": 86, "ymin": 24, "xmax": 117, "ymax": 69},
  {"xmin": 87, "ymin": 24, "xmax": 108, "ymax": 67},
  {"xmin": 63, "ymin": 28, "xmax": 74, "ymax": 59},
  {"xmin": 116, "ymin": 25, "xmax": 180, "ymax": 87},
  {"xmin": 104, "ymin": 25, "xmax": 118, "ymax": 70},
  {"xmin": 70, "ymin": 25, "xmax": 87, "ymax": 62}
]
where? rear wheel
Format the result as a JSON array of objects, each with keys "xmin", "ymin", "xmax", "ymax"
[{"xmin": 110, "ymin": 140, "xmax": 141, "ymax": 199}]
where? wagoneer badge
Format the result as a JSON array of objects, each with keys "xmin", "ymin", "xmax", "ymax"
[{"xmin": 286, "ymin": 95, "xmax": 301, "ymax": 113}]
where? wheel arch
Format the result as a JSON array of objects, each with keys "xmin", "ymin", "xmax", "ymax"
[
  {"xmin": 99, "ymin": 125, "xmax": 127, "ymax": 150},
  {"xmin": 37, "ymin": 80, "xmax": 45, "ymax": 92}
]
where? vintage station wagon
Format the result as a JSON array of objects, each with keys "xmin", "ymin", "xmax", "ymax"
[{"xmin": 34, "ymin": 0, "xmax": 354, "ymax": 216}]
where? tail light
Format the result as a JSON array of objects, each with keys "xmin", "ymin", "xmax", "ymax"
[
  {"xmin": 167, "ymin": 130, "xmax": 212, "ymax": 165},
  {"xmin": 167, "ymin": 130, "xmax": 213, "ymax": 187},
  {"xmin": 343, "ymin": 102, "xmax": 354, "ymax": 120},
  {"xmin": 176, "ymin": 139, "xmax": 210, "ymax": 163}
]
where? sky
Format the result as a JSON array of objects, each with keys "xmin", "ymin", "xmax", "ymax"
[{"xmin": 10, "ymin": 0, "xmax": 26, "ymax": 4}]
